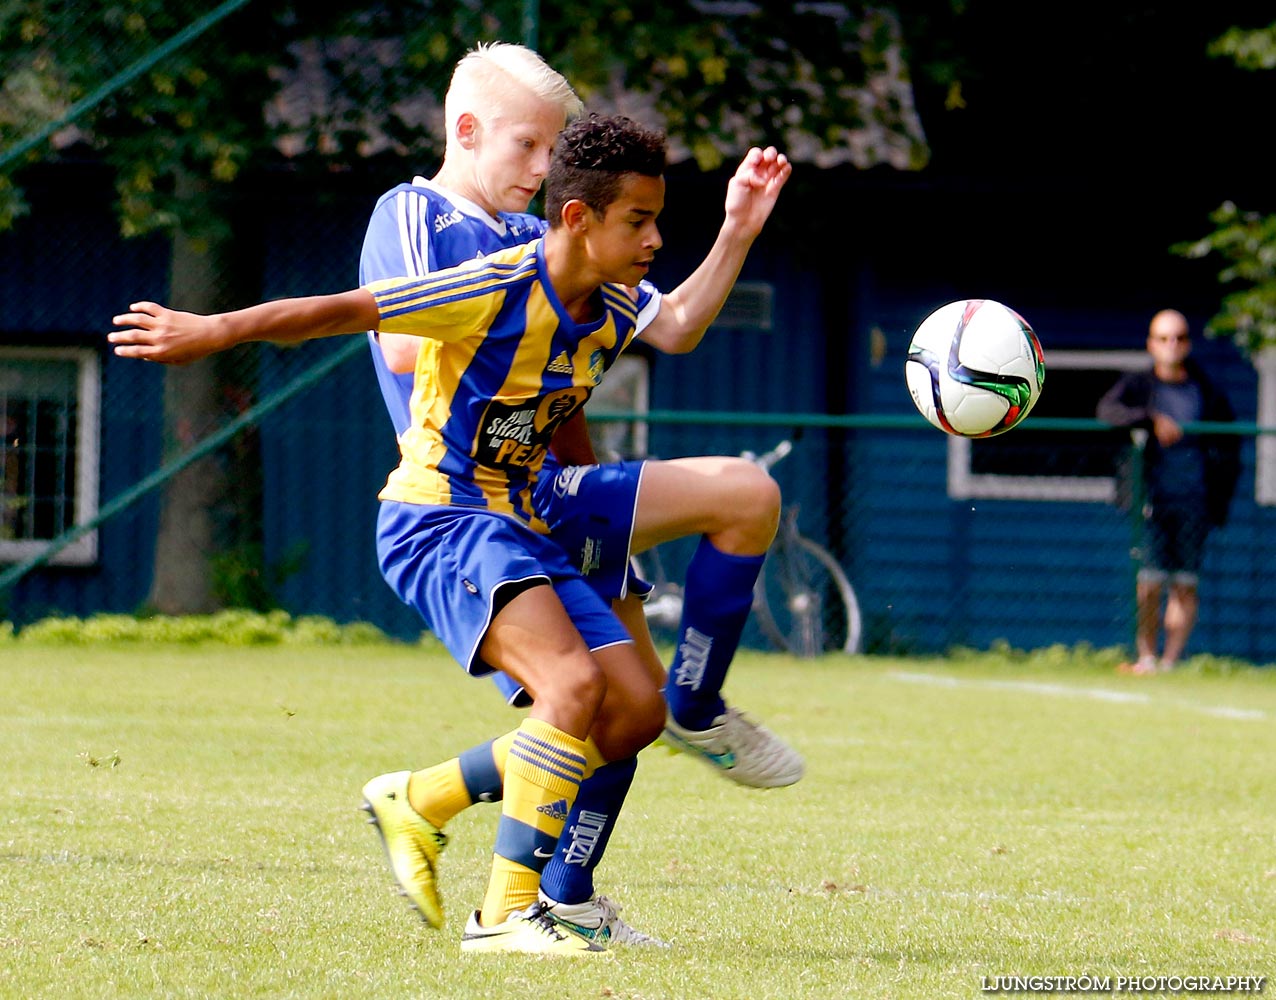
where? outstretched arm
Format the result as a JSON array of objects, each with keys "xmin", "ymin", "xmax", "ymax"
[
  {"xmin": 110, "ymin": 289, "xmax": 380, "ymax": 365},
  {"xmin": 639, "ymin": 146, "xmax": 791, "ymax": 355}
]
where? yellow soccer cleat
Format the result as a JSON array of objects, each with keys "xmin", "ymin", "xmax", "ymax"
[
  {"xmin": 460, "ymin": 903, "xmax": 609, "ymax": 956},
  {"xmin": 360, "ymin": 770, "xmax": 448, "ymax": 928}
]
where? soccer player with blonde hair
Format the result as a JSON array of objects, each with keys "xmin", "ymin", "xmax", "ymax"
[
  {"xmin": 113, "ymin": 114, "xmax": 791, "ymax": 953},
  {"xmin": 357, "ymin": 42, "xmax": 800, "ymax": 948}
]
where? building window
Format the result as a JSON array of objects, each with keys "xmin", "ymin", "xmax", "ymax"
[
  {"xmin": 0, "ymin": 347, "xmax": 101, "ymax": 565},
  {"xmin": 947, "ymin": 350, "xmax": 1148, "ymax": 502},
  {"xmin": 711, "ymin": 281, "xmax": 774, "ymax": 332}
]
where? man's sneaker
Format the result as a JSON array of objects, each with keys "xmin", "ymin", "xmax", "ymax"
[
  {"xmin": 540, "ymin": 890, "xmax": 670, "ymax": 948},
  {"xmin": 360, "ymin": 770, "xmax": 447, "ymax": 928},
  {"xmin": 663, "ymin": 706, "xmax": 804, "ymax": 788},
  {"xmin": 460, "ymin": 903, "xmax": 608, "ymax": 956},
  {"xmin": 1117, "ymin": 655, "xmax": 1160, "ymax": 676}
]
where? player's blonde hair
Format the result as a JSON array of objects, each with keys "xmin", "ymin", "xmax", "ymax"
[{"xmin": 444, "ymin": 42, "xmax": 582, "ymax": 147}]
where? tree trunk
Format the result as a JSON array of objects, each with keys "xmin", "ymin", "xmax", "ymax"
[{"xmin": 147, "ymin": 171, "xmax": 262, "ymax": 614}]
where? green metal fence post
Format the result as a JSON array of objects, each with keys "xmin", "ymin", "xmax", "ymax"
[
  {"xmin": 521, "ymin": 0, "xmax": 540, "ymax": 50},
  {"xmin": 1126, "ymin": 430, "xmax": 1148, "ymax": 660}
]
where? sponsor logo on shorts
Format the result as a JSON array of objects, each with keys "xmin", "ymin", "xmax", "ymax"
[
  {"xmin": 580, "ymin": 537, "xmax": 602, "ymax": 575},
  {"xmin": 553, "ymin": 465, "xmax": 593, "ymax": 498}
]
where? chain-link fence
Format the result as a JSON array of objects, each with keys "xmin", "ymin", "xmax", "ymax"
[
  {"xmin": 4, "ymin": 173, "xmax": 1274, "ymax": 662},
  {"xmin": 612, "ymin": 416, "xmax": 1273, "ymax": 664},
  {"xmin": 4, "ymin": 2, "xmax": 1275, "ymax": 666},
  {"xmin": 5, "ymin": 344, "xmax": 1275, "ymax": 667}
]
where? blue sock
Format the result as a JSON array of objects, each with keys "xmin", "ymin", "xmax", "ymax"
[
  {"xmin": 537, "ymin": 756, "xmax": 637, "ymax": 905},
  {"xmin": 457, "ymin": 740, "xmax": 503, "ymax": 803},
  {"xmin": 664, "ymin": 537, "xmax": 764, "ymax": 730}
]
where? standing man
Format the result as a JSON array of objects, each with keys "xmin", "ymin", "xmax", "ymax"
[{"xmin": 1097, "ymin": 309, "xmax": 1240, "ymax": 674}]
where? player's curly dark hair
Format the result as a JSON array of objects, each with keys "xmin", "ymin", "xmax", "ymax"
[{"xmin": 544, "ymin": 114, "xmax": 668, "ymax": 226}]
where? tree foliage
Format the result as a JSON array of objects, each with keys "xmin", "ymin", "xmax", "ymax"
[
  {"xmin": 0, "ymin": 0, "xmax": 931, "ymax": 234},
  {"xmin": 0, "ymin": 0, "xmax": 939, "ymax": 612},
  {"xmin": 1173, "ymin": 201, "xmax": 1276, "ymax": 356},
  {"xmin": 1173, "ymin": 21, "xmax": 1276, "ymax": 354}
]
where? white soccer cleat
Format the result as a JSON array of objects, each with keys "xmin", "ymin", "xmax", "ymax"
[
  {"xmin": 459, "ymin": 903, "xmax": 607, "ymax": 956},
  {"xmin": 662, "ymin": 706, "xmax": 804, "ymax": 788},
  {"xmin": 539, "ymin": 891, "xmax": 670, "ymax": 948}
]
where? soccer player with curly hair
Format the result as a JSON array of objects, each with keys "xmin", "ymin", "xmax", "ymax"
[{"xmin": 112, "ymin": 107, "xmax": 791, "ymax": 955}]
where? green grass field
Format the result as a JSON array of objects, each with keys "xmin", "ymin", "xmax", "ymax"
[{"xmin": 2, "ymin": 644, "xmax": 1272, "ymax": 999}]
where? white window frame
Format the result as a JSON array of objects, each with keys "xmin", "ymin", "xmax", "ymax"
[
  {"xmin": 1255, "ymin": 348, "xmax": 1276, "ymax": 506},
  {"xmin": 0, "ymin": 346, "xmax": 101, "ymax": 565},
  {"xmin": 586, "ymin": 354, "xmax": 650, "ymax": 460},
  {"xmin": 948, "ymin": 350, "xmax": 1148, "ymax": 502}
]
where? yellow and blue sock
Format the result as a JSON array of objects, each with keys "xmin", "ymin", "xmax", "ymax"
[{"xmin": 479, "ymin": 718, "xmax": 590, "ymax": 926}]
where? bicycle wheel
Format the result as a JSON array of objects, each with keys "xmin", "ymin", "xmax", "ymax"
[{"xmin": 754, "ymin": 535, "xmax": 862, "ymax": 656}]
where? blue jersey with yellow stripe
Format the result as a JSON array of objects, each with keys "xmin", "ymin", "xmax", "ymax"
[
  {"xmin": 370, "ymin": 239, "xmax": 655, "ymax": 531},
  {"xmin": 359, "ymin": 178, "xmax": 546, "ymax": 438}
]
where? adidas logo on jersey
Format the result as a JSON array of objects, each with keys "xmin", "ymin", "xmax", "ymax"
[
  {"xmin": 547, "ymin": 351, "xmax": 573, "ymax": 374},
  {"xmin": 537, "ymin": 798, "xmax": 570, "ymax": 822}
]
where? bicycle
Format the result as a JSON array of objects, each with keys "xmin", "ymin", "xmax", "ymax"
[{"xmin": 630, "ymin": 440, "xmax": 862, "ymax": 657}]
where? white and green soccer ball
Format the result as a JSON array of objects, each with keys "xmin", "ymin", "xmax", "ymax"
[{"xmin": 905, "ymin": 298, "xmax": 1046, "ymax": 438}]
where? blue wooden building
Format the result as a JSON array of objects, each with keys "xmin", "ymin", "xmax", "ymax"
[{"xmin": 2, "ymin": 158, "xmax": 1273, "ymax": 662}]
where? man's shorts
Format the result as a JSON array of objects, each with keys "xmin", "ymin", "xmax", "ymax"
[
  {"xmin": 534, "ymin": 460, "xmax": 651, "ymax": 602},
  {"xmin": 376, "ymin": 501, "xmax": 632, "ymax": 705},
  {"xmin": 1139, "ymin": 499, "xmax": 1211, "ymax": 586}
]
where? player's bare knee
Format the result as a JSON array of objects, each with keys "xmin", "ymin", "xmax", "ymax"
[
  {"xmin": 714, "ymin": 460, "xmax": 781, "ymax": 550},
  {"xmin": 533, "ymin": 653, "xmax": 607, "ymax": 719},
  {"xmin": 589, "ymin": 666, "xmax": 665, "ymax": 758},
  {"xmin": 595, "ymin": 693, "xmax": 663, "ymax": 759}
]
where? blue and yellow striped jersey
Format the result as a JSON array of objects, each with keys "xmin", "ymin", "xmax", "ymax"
[{"xmin": 369, "ymin": 239, "xmax": 656, "ymax": 530}]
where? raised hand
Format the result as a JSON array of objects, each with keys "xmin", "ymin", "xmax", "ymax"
[{"xmin": 722, "ymin": 146, "xmax": 792, "ymax": 239}]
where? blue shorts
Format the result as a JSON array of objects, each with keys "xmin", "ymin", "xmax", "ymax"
[
  {"xmin": 376, "ymin": 501, "xmax": 632, "ymax": 704},
  {"xmin": 534, "ymin": 460, "xmax": 651, "ymax": 602},
  {"xmin": 1140, "ymin": 499, "xmax": 1211, "ymax": 585}
]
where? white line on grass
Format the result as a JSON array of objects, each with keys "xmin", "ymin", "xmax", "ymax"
[{"xmin": 888, "ymin": 671, "xmax": 1267, "ymax": 722}]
